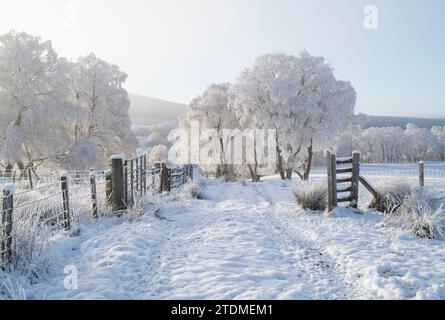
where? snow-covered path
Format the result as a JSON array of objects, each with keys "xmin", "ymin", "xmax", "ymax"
[
  {"xmin": 141, "ymin": 181, "xmax": 359, "ymax": 300},
  {"xmin": 20, "ymin": 177, "xmax": 445, "ymax": 300}
]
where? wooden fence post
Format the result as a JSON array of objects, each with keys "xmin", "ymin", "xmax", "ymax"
[
  {"xmin": 160, "ymin": 163, "xmax": 171, "ymax": 193},
  {"xmin": 419, "ymin": 161, "xmax": 425, "ymax": 188},
  {"xmin": 90, "ymin": 170, "xmax": 98, "ymax": 219},
  {"xmin": 159, "ymin": 163, "xmax": 165, "ymax": 193},
  {"xmin": 111, "ymin": 155, "xmax": 126, "ymax": 211},
  {"xmin": 124, "ymin": 160, "xmax": 128, "ymax": 207},
  {"xmin": 182, "ymin": 166, "xmax": 186, "ymax": 186},
  {"xmin": 27, "ymin": 167, "xmax": 33, "ymax": 189},
  {"xmin": 136, "ymin": 157, "xmax": 139, "ymax": 193},
  {"xmin": 1, "ymin": 184, "xmax": 14, "ymax": 266},
  {"xmin": 351, "ymin": 151, "xmax": 361, "ymax": 209},
  {"xmin": 105, "ymin": 170, "xmax": 112, "ymax": 205},
  {"xmin": 155, "ymin": 163, "xmax": 161, "ymax": 193},
  {"xmin": 151, "ymin": 168, "xmax": 155, "ymax": 192},
  {"xmin": 327, "ymin": 150, "xmax": 337, "ymax": 212},
  {"xmin": 167, "ymin": 168, "xmax": 171, "ymax": 192},
  {"xmin": 60, "ymin": 173, "xmax": 71, "ymax": 230},
  {"xmin": 130, "ymin": 160, "xmax": 134, "ymax": 205},
  {"xmin": 139, "ymin": 156, "xmax": 143, "ymax": 195},
  {"xmin": 143, "ymin": 155, "xmax": 147, "ymax": 195}
]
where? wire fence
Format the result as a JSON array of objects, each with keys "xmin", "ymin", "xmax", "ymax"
[
  {"xmin": 312, "ymin": 163, "xmax": 445, "ymax": 178},
  {"xmin": 0, "ymin": 169, "xmax": 108, "ymax": 192},
  {"xmin": 0, "ymin": 157, "xmax": 197, "ymax": 269},
  {"xmin": 358, "ymin": 169, "xmax": 445, "ymax": 178}
]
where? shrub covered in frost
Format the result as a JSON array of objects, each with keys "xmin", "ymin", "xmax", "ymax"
[
  {"xmin": 369, "ymin": 178, "xmax": 412, "ymax": 213},
  {"xmin": 124, "ymin": 197, "xmax": 147, "ymax": 222},
  {"xmin": 293, "ymin": 182, "xmax": 327, "ymax": 211},
  {"xmin": 383, "ymin": 187, "xmax": 445, "ymax": 240},
  {"xmin": 181, "ymin": 181, "xmax": 202, "ymax": 199}
]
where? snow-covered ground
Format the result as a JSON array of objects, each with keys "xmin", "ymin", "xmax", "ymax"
[{"xmin": 1, "ymin": 166, "xmax": 445, "ymax": 300}]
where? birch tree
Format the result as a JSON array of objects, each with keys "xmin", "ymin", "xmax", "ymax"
[
  {"xmin": 0, "ymin": 31, "xmax": 72, "ymax": 172},
  {"xmin": 176, "ymin": 83, "xmax": 238, "ymax": 180},
  {"xmin": 70, "ymin": 53, "xmax": 137, "ymax": 166}
]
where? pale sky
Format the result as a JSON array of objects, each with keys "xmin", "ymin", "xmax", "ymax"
[{"xmin": 0, "ymin": 0, "xmax": 444, "ymax": 117}]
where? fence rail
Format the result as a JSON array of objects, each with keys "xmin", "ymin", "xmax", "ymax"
[
  {"xmin": 0, "ymin": 169, "xmax": 109, "ymax": 192},
  {"xmin": 0, "ymin": 155, "xmax": 196, "ymax": 269}
]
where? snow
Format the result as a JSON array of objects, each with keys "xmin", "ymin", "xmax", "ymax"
[
  {"xmin": 89, "ymin": 170, "xmax": 97, "ymax": 179},
  {"xmin": 2, "ymin": 183, "xmax": 15, "ymax": 194},
  {"xmin": 1, "ymin": 169, "xmax": 444, "ymax": 300},
  {"xmin": 111, "ymin": 154, "xmax": 125, "ymax": 160},
  {"xmin": 59, "ymin": 170, "xmax": 69, "ymax": 178}
]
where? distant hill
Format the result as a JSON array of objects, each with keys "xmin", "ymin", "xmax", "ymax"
[
  {"xmin": 363, "ymin": 115, "xmax": 445, "ymax": 129},
  {"xmin": 129, "ymin": 93, "xmax": 186, "ymax": 121},
  {"xmin": 128, "ymin": 94, "xmax": 445, "ymax": 130}
]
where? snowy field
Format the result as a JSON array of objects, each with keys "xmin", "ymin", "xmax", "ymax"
[{"xmin": 1, "ymin": 164, "xmax": 445, "ymax": 300}]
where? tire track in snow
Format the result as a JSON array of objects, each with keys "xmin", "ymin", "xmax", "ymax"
[
  {"xmin": 141, "ymin": 181, "xmax": 364, "ymax": 299},
  {"xmin": 31, "ymin": 180, "xmax": 364, "ymax": 299},
  {"xmin": 250, "ymin": 183, "xmax": 362, "ymax": 300}
]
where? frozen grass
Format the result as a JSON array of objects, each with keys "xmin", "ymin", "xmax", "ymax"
[
  {"xmin": 182, "ymin": 181, "xmax": 202, "ymax": 199},
  {"xmin": 10, "ymin": 210, "xmax": 52, "ymax": 278},
  {"xmin": 1, "ymin": 181, "xmax": 112, "ymax": 281},
  {"xmin": 369, "ymin": 177, "xmax": 412, "ymax": 213},
  {"xmin": 293, "ymin": 181, "xmax": 327, "ymax": 211},
  {"xmin": 167, "ymin": 181, "xmax": 203, "ymax": 202},
  {"xmin": 123, "ymin": 197, "xmax": 146, "ymax": 222},
  {"xmin": 123, "ymin": 196, "xmax": 162, "ymax": 223},
  {"xmin": 382, "ymin": 187, "xmax": 445, "ymax": 240},
  {"xmin": 0, "ymin": 276, "xmax": 27, "ymax": 300}
]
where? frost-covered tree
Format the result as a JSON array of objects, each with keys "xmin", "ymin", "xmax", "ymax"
[
  {"xmin": 347, "ymin": 124, "xmax": 443, "ymax": 164},
  {"xmin": 148, "ymin": 144, "xmax": 168, "ymax": 166},
  {"xmin": 404, "ymin": 124, "xmax": 434, "ymax": 162},
  {"xmin": 176, "ymin": 83, "xmax": 238, "ymax": 180},
  {"xmin": 0, "ymin": 31, "xmax": 137, "ymax": 171},
  {"xmin": 290, "ymin": 53, "xmax": 356, "ymax": 180},
  {"xmin": 358, "ymin": 127, "xmax": 407, "ymax": 163},
  {"xmin": 0, "ymin": 31, "xmax": 72, "ymax": 172},
  {"xmin": 230, "ymin": 52, "xmax": 356, "ymax": 180},
  {"xmin": 69, "ymin": 53, "xmax": 137, "ymax": 167},
  {"xmin": 432, "ymin": 126, "xmax": 445, "ymax": 161}
]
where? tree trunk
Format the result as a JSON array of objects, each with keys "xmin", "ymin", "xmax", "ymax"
[
  {"xmin": 302, "ymin": 138, "xmax": 313, "ymax": 181},
  {"xmin": 285, "ymin": 167, "xmax": 293, "ymax": 179},
  {"xmin": 226, "ymin": 164, "xmax": 236, "ymax": 182},
  {"xmin": 276, "ymin": 152, "xmax": 286, "ymax": 180},
  {"xmin": 276, "ymin": 145, "xmax": 286, "ymax": 180},
  {"xmin": 219, "ymin": 137, "xmax": 230, "ymax": 182},
  {"xmin": 247, "ymin": 164, "xmax": 260, "ymax": 182}
]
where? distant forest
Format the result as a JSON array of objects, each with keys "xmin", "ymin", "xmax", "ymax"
[{"xmin": 364, "ymin": 115, "xmax": 445, "ymax": 129}]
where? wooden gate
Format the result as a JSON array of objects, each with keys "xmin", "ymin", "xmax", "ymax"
[{"xmin": 327, "ymin": 150, "xmax": 361, "ymax": 212}]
